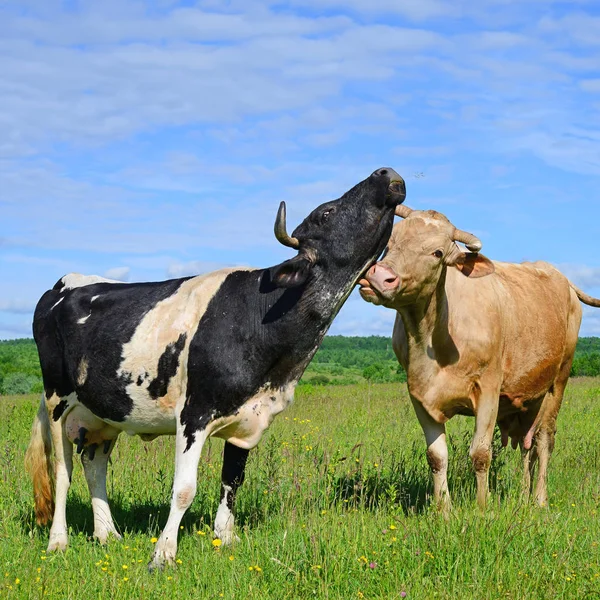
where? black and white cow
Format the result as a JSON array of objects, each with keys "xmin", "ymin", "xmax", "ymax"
[{"xmin": 25, "ymin": 168, "xmax": 405, "ymax": 569}]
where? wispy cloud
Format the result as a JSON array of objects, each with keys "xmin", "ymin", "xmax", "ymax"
[
  {"xmin": 1, "ymin": 0, "xmax": 599, "ymax": 338},
  {"xmin": 559, "ymin": 264, "xmax": 600, "ymax": 290},
  {"xmin": 104, "ymin": 266, "xmax": 131, "ymax": 281},
  {"xmin": 0, "ymin": 299, "xmax": 36, "ymax": 314}
]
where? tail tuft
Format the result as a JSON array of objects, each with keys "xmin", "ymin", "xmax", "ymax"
[{"xmin": 25, "ymin": 395, "xmax": 54, "ymax": 526}]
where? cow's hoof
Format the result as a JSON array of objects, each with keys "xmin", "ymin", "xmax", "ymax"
[
  {"xmin": 94, "ymin": 529, "xmax": 122, "ymax": 545},
  {"xmin": 148, "ymin": 556, "xmax": 174, "ymax": 573},
  {"xmin": 148, "ymin": 547, "xmax": 176, "ymax": 572},
  {"xmin": 47, "ymin": 534, "xmax": 69, "ymax": 552}
]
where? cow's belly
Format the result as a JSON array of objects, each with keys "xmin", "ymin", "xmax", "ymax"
[
  {"xmin": 209, "ymin": 384, "xmax": 295, "ymax": 450},
  {"xmin": 67, "ymin": 382, "xmax": 294, "ymax": 446},
  {"xmin": 106, "ymin": 396, "xmax": 178, "ymax": 436}
]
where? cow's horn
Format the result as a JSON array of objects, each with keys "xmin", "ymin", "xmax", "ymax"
[
  {"xmin": 395, "ymin": 205, "xmax": 414, "ymax": 219},
  {"xmin": 274, "ymin": 201, "xmax": 300, "ymax": 249},
  {"xmin": 453, "ymin": 228, "xmax": 482, "ymax": 253}
]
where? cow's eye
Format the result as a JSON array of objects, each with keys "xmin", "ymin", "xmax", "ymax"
[
  {"xmin": 321, "ymin": 208, "xmax": 335, "ymax": 222},
  {"xmin": 433, "ymin": 249, "xmax": 444, "ymax": 259}
]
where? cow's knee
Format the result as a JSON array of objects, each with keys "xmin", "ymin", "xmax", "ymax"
[
  {"xmin": 175, "ymin": 484, "xmax": 196, "ymax": 511},
  {"xmin": 426, "ymin": 446, "xmax": 448, "ymax": 473},
  {"xmin": 470, "ymin": 445, "xmax": 491, "ymax": 473}
]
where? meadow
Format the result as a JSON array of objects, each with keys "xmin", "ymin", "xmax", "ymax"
[{"xmin": 1, "ymin": 379, "xmax": 599, "ymax": 599}]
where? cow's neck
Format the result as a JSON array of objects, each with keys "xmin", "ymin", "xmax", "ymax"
[
  {"xmin": 397, "ymin": 268, "xmax": 456, "ymax": 380},
  {"xmin": 258, "ymin": 266, "xmax": 357, "ymax": 384}
]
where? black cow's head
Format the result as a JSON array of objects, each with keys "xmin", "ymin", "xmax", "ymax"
[{"xmin": 271, "ymin": 168, "xmax": 406, "ymax": 292}]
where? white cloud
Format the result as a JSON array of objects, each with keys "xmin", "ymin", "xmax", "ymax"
[
  {"xmin": 166, "ymin": 260, "xmax": 233, "ymax": 278},
  {"xmin": 581, "ymin": 306, "xmax": 600, "ymax": 336},
  {"xmin": 0, "ymin": 318, "xmax": 32, "ymax": 339},
  {"xmin": 103, "ymin": 266, "xmax": 130, "ymax": 281},
  {"xmin": 0, "ymin": 299, "xmax": 36, "ymax": 314},
  {"xmin": 1, "ymin": 0, "xmax": 600, "ymax": 343},
  {"xmin": 559, "ymin": 264, "xmax": 600, "ymax": 290}
]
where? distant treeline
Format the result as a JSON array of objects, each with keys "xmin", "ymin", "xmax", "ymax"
[{"xmin": 2, "ymin": 336, "xmax": 600, "ymax": 395}]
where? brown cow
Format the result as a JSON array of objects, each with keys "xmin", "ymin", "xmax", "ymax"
[{"xmin": 359, "ymin": 205, "xmax": 600, "ymax": 511}]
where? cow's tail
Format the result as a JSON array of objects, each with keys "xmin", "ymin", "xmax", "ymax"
[
  {"xmin": 570, "ymin": 282, "xmax": 600, "ymax": 308},
  {"xmin": 25, "ymin": 394, "xmax": 55, "ymax": 525}
]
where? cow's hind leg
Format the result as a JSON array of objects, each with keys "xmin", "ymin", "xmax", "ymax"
[
  {"xmin": 46, "ymin": 395, "xmax": 74, "ymax": 552},
  {"xmin": 150, "ymin": 414, "xmax": 208, "ymax": 570},
  {"xmin": 534, "ymin": 373, "xmax": 569, "ymax": 507},
  {"xmin": 214, "ymin": 442, "xmax": 249, "ymax": 544},
  {"xmin": 410, "ymin": 396, "xmax": 451, "ymax": 515},
  {"xmin": 81, "ymin": 437, "xmax": 121, "ymax": 544},
  {"xmin": 519, "ymin": 438, "xmax": 538, "ymax": 500}
]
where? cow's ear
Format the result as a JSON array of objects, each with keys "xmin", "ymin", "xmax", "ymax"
[
  {"xmin": 271, "ymin": 254, "xmax": 314, "ymax": 288},
  {"xmin": 454, "ymin": 253, "xmax": 495, "ymax": 278}
]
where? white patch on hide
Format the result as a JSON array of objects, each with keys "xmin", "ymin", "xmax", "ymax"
[
  {"xmin": 60, "ymin": 273, "xmax": 122, "ymax": 290},
  {"xmin": 209, "ymin": 383, "xmax": 296, "ymax": 450},
  {"xmin": 112, "ymin": 268, "xmax": 254, "ymax": 435},
  {"xmin": 50, "ymin": 297, "xmax": 64, "ymax": 310}
]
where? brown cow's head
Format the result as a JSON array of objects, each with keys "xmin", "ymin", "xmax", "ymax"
[{"xmin": 359, "ymin": 206, "xmax": 494, "ymax": 308}]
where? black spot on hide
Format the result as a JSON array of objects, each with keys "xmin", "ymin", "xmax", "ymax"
[
  {"xmin": 148, "ymin": 333, "xmax": 187, "ymax": 399},
  {"xmin": 52, "ymin": 399, "xmax": 69, "ymax": 421}
]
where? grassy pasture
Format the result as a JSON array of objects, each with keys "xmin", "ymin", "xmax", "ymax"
[{"xmin": 1, "ymin": 380, "xmax": 600, "ymax": 599}]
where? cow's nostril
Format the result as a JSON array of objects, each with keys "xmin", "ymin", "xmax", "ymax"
[
  {"xmin": 384, "ymin": 276, "xmax": 399, "ymax": 288},
  {"xmin": 379, "ymin": 169, "xmax": 388, "ymax": 176}
]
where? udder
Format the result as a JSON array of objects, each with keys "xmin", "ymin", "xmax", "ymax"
[{"xmin": 64, "ymin": 405, "xmax": 120, "ymax": 449}]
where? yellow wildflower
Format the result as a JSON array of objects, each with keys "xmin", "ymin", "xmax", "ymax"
[{"xmin": 212, "ymin": 539, "xmax": 222, "ymax": 548}]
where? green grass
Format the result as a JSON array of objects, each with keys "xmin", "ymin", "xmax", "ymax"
[{"xmin": 1, "ymin": 380, "xmax": 600, "ymax": 599}]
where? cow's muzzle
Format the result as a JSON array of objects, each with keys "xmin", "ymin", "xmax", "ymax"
[
  {"xmin": 359, "ymin": 263, "xmax": 401, "ymax": 304},
  {"xmin": 371, "ymin": 168, "xmax": 407, "ymax": 207}
]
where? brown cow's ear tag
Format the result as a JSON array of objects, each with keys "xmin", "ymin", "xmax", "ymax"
[{"xmin": 455, "ymin": 253, "xmax": 495, "ymax": 278}]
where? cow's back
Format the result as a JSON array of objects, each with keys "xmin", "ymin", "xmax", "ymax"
[{"xmin": 446, "ymin": 260, "xmax": 581, "ymax": 403}]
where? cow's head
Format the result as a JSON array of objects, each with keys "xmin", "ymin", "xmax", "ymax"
[
  {"xmin": 271, "ymin": 168, "xmax": 406, "ymax": 290},
  {"xmin": 359, "ymin": 205, "xmax": 494, "ymax": 308}
]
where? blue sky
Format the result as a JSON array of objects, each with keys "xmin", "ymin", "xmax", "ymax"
[{"xmin": 1, "ymin": 0, "xmax": 600, "ymax": 339}]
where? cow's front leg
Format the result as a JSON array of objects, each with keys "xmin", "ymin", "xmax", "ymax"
[
  {"xmin": 470, "ymin": 392, "xmax": 499, "ymax": 510},
  {"xmin": 81, "ymin": 437, "xmax": 121, "ymax": 544},
  {"xmin": 150, "ymin": 418, "xmax": 207, "ymax": 570},
  {"xmin": 214, "ymin": 442, "xmax": 249, "ymax": 545},
  {"xmin": 410, "ymin": 396, "xmax": 451, "ymax": 516}
]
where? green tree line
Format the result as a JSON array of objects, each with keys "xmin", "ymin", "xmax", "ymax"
[{"xmin": 2, "ymin": 336, "xmax": 600, "ymax": 395}]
